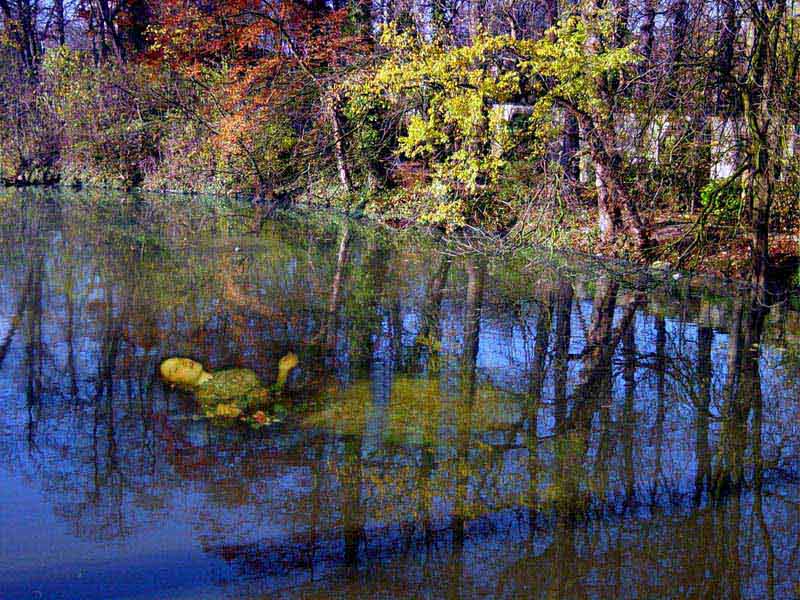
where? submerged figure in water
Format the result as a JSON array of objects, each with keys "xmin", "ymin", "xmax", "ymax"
[{"xmin": 159, "ymin": 353, "xmax": 298, "ymax": 426}]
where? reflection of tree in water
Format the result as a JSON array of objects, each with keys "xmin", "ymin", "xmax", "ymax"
[
  {"xmin": 0, "ymin": 197, "xmax": 373, "ymax": 542},
  {"xmin": 0, "ymin": 193, "xmax": 799, "ymax": 598}
]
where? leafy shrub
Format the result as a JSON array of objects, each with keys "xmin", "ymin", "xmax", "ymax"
[
  {"xmin": 354, "ymin": 14, "xmax": 639, "ymax": 229},
  {"xmin": 42, "ymin": 47, "xmax": 166, "ymax": 187},
  {"xmin": 0, "ymin": 48, "xmax": 61, "ymax": 184},
  {"xmin": 699, "ymin": 178, "xmax": 743, "ymax": 220}
]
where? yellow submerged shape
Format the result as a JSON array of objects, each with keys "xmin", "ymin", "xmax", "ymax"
[
  {"xmin": 159, "ymin": 353, "xmax": 300, "ymax": 421},
  {"xmin": 159, "ymin": 357, "xmax": 213, "ymax": 388},
  {"xmin": 277, "ymin": 352, "xmax": 299, "ymax": 388},
  {"xmin": 215, "ymin": 403, "xmax": 242, "ymax": 418},
  {"xmin": 195, "ymin": 368, "xmax": 265, "ymax": 410},
  {"xmin": 303, "ymin": 376, "xmax": 521, "ymax": 445}
]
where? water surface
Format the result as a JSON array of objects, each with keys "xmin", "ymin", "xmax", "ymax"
[{"xmin": 1, "ymin": 189, "xmax": 799, "ymax": 599}]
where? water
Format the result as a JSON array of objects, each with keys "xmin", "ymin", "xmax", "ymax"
[{"xmin": 0, "ymin": 188, "xmax": 798, "ymax": 599}]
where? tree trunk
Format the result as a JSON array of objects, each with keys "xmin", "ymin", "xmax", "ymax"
[
  {"xmin": 329, "ymin": 94, "xmax": 353, "ymax": 194},
  {"xmin": 612, "ymin": 0, "xmax": 630, "ymax": 48},
  {"xmin": 54, "ymin": 0, "xmax": 65, "ymax": 45},
  {"xmin": 639, "ymin": 0, "xmax": 657, "ymax": 64},
  {"xmin": 0, "ymin": 0, "xmax": 41, "ymax": 76},
  {"xmin": 581, "ymin": 0, "xmax": 649, "ymax": 250},
  {"xmin": 668, "ymin": 0, "xmax": 689, "ymax": 68},
  {"xmin": 468, "ymin": 0, "xmax": 487, "ymax": 42},
  {"xmin": 594, "ymin": 157, "xmax": 622, "ymax": 242},
  {"xmin": 717, "ymin": 0, "xmax": 738, "ymax": 111},
  {"xmin": 94, "ymin": 0, "xmax": 126, "ymax": 63},
  {"xmin": 741, "ymin": 1, "xmax": 785, "ymax": 293},
  {"xmin": 560, "ymin": 112, "xmax": 581, "ymax": 200},
  {"xmin": 746, "ymin": 147, "xmax": 774, "ymax": 292},
  {"xmin": 579, "ymin": 115, "xmax": 650, "ymax": 249},
  {"xmin": 544, "ymin": 0, "xmax": 558, "ymax": 29}
]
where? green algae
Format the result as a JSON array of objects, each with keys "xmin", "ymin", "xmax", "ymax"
[{"xmin": 303, "ymin": 375, "xmax": 523, "ymax": 446}]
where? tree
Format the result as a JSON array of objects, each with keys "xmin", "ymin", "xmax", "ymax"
[
  {"xmin": 736, "ymin": 0, "xmax": 799, "ymax": 291},
  {"xmin": 149, "ymin": 0, "xmax": 373, "ymax": 198},
  {"xmin": 0, "ymin": 0, "xmax": 42, "ymax": 76},
  {"xmin": 362, "ymin": 12, "xmax": 649, "ymax": 245}
]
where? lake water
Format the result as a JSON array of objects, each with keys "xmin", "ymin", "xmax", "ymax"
[{"xmin": 1, "ymin": 188, "xmax": 798, "ymax": 599}]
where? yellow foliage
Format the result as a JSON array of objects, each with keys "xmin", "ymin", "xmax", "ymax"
[{"xmin": 351, "ymin": 15, "xmax": 639, "ymax": 226}]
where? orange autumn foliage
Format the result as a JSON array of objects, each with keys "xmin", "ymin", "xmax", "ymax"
[{"xmin": 143, "ymin": 0, "xmax": 372, "ymax": 193}]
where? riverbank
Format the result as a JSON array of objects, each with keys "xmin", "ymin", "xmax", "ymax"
[{"xmin": 313, "ymin": 186, "xmax": 800, "ymax": 292}]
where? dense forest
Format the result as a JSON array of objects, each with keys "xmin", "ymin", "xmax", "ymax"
[{"xmin": 1, "ymin": 0, "xmax": 799, "ymax": 286}]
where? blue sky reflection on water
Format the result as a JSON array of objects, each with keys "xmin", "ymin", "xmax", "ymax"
[{"xmin": 0, "ymin": 188, "xmax": 799, "ymax": 599}]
